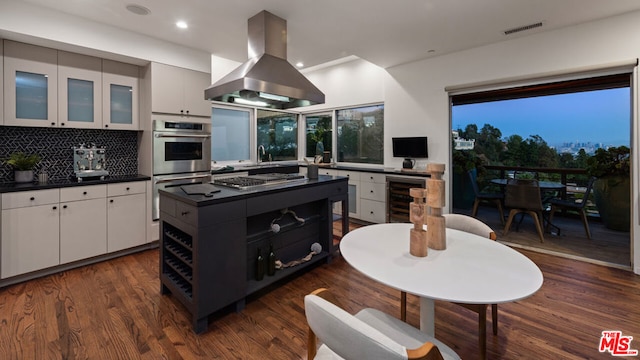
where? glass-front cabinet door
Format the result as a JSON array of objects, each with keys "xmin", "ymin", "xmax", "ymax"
[
  {"xmin": 102, "ymin": 59, "xmax": 139, "ymax": 130},
  {"xmin": 58, "ymin": 51, "xmax": 102, "ymax": 129},
  {"xmin": 3, "ymin": 40, "xmax": 58, "ymax": 127}
]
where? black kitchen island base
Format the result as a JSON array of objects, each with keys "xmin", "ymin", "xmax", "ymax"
[{"xmin": 159, "ymin": 175, "xmax": 348, "ymax": 333}]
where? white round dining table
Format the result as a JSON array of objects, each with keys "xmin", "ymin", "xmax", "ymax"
[{"xmin": 339, "ymin": 223, "xmax": 544, "ymax": 335}]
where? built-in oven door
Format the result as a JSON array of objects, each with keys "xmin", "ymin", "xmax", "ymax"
[
  {"xmin": 153, "ymin": 172, "xmax": 212, "ymax": 220},
  {"xmin": 153, "ymin": 132, "xmax": 212, "ymax": 175}
]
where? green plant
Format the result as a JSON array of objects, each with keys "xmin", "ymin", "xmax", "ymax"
[
  {"xmin": 4, "ymin": 152, "xmax": 41, "ymax": 171},
  {"xmin": 452, "ymin": 149, "xmax": 485, "ymax": 174},
  {"xmin": 585, "ymin": 146, "xmax": 630, "ymax": 178}
]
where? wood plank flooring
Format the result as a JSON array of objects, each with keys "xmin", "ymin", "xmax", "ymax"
[{"xmin": 0, "ymin": 226, "xmax": 639, "ymax": 359}]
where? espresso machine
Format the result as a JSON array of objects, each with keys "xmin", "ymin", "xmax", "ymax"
[{"xmin": 73, "ymin": 143, "xmax": 109, "ymax": 181}]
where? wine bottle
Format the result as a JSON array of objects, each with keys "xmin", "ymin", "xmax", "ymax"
[
  {"xmin": 267, "ymin": 244, "xmax": 276, "ymax": 276},
  {"xmin": 256, "ymin": 248, "xmax": 265, "ymax": 281}
]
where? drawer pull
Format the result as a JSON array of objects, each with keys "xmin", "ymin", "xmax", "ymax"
[
  {"xmin": 83, "ymin": 191, "xmax": 87, "ymax": 195},
  {"xmin": 370, "ymin": 211, "xmax": 374, "ymax": 214},
  {"xmin": 126, "ymin": 187, "xmax": 130, "ymax": 191},
  {"xmin": 63, "ymin": 205, "xmax": 68, "ymax": 209},
  {"xmin": 30, "ymin": 197, "xmax": 35, "ymax": 201},
  {"xmin": 370, "ymin": 190, "xmax": 374, "ymax": 193},
  {"xmin": 52, "ymin": 206, "xmax": 57, "ymax": 210},
  {"xmin": 110, "ymin": 199, "xmax": 114, "ymax": 203}
]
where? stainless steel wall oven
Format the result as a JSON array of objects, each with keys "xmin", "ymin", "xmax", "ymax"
[
  {"xmin": 153, "ymin": 120, "xmax": 211, "ymax": 175},
  {"xmin": 152, "ymin": 119, "xmax": 212, "ymax": 220}
]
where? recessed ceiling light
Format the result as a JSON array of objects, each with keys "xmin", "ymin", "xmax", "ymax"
[
  {"xmin": 295, "ymin": 62, "xmax": 304, "ymax": 68},
  {"xmin": 126, "ymin": 4, "xmax": 151, "ymax": 16},
  {"xmin": 176, "ymin": 21, "xmax": 188, "ymax": 29}
]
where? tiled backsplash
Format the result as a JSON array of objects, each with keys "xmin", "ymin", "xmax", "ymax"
[{"xmin": 0, "ymin": 126, "xmax": 138, "ymax": 182}]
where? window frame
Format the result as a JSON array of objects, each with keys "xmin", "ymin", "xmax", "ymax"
[{"xmin": 210, "ymin": 103, "xmax": 255, "ymax": 167}]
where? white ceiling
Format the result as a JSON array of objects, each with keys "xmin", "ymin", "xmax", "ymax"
[{"xmin": 18, "ymin": 0, "xmax": 640, "ymax": 69}]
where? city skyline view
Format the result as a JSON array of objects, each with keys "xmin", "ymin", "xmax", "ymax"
[{"xmin": 452, "ymin": 87, "xmax": 630, "ymax": 151}]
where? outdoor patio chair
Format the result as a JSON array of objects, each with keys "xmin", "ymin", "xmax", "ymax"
[
  {"xmin": 503, "ymin": 178, "xmax": 546, "ymax": 242},
  {"xmin": 546, "ymin": 177, "xmax": 596, "ymax": 239},
  {"xmin": 305, "ymin": 288, "xmax": 460, "ymax": 360},
  {"xmin": 469, "ymin": 170, "xmax": 505, "ymax": 225}
]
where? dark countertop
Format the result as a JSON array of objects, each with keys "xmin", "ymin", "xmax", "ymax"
[
  {"xmin": 159, "ymin": 174, "xmax": 348, "ymax": 207},
  {"xmin": 0, "ymin": 174, "xmax": 151, "ymax": 193},
  {"xmin": 211, "ymin": 163, "xmax": 430, "ymax": 178}
]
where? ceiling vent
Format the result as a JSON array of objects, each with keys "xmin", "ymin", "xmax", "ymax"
[
  {"xmin": 503, "ymin": 21, "xmax": 544, "ymax": 35},
  {"xmin": 205, "ymin": 10, "xmax": 325, "ymax": 109}
]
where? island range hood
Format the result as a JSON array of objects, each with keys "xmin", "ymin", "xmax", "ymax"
[{"xmin": 205, "ymin": 10, "xmax": 325, "ymax": 109}]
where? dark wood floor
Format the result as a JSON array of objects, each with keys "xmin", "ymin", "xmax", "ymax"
[
  {"xmin": 0, "ymin": 225, "xmax": 639, "ymax": 359},
  {"xmin": 457, "ymin": 205, "xmax": 631, "ymax": 268}
]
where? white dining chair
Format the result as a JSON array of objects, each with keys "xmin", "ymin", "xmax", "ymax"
[
  {"xmin": 306, "ymin": 288, "xmax": 460, "ymax": 360},
  {"xmin": 400, "ymin": 213, "xmax": 497, "ymax": 360}
]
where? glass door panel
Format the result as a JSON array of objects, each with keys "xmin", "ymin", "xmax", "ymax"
[
  {"xmin": 16, "ymin": 71, "xmax": 48, "ymax": 120},
  {"xmin": 67, "ymin": 78, "xmax": 94, "ymax": 123},
  {"xmin": 110, "ymin": 84, "xmax": 133, "ymax": 124}
]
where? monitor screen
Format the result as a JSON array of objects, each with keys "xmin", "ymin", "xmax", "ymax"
[{"xmin": 392, "ymin": 137, "xmax": 428, "ymax": 158}]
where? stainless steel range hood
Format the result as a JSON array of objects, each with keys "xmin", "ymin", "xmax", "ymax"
[{"xmin": 205, "ymin": 10, "xmax": 325, "ymax": 109}]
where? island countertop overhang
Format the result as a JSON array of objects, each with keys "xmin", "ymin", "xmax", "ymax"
[{"xmin": 158, "ymin": 174, "xmax": 348, "ymax": 207}]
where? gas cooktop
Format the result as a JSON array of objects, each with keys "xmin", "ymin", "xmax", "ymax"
[{"xmin": 211, "ymin": 173, "xmax": 306, "ymax": 190}]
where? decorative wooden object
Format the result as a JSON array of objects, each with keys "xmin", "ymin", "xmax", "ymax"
[
  {"xmin": 426, "ymin": 163, "xmax": 447, "ymax": 250},
  {"xmin": 409, "ymin": 187, "xmax": 428, "ymax": 257}
]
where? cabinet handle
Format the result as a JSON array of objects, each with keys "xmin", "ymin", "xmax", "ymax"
[
  {"xmin": 61, "ymin": 122, "xmax": 65, "ymax": 126},
  {"xmin": 370, "ymin": 190, "xmax": 374, "ymax": 193},
  {"xmin": 181, "ymin": 211, "xmax": 190, "ymax": 216},
  {"xmin": 30, "ymin": 197, "xmax": 35, "ymax": 201},
  {"xmin": 83, "ymin": 191, "xmax": 87, "ymax": 195},
  {"xmin": 63, "ymin": 205, "xmax": 68, "ymax": 209},
  {"xmin": 110, "ymin": 199, "xmax": 114, "ymax": 203},
  {"xmin": 52, "ymin": 206, "xmax": 57, "ymax": 210},
  {"xmin": 180, "ymin": 110, "xmax": 184, "ymax": 114},
  {"xmin": 105, "ymin": 124, "xmax": 109, "ymax": 128},
  {"xmin": 370, "ymin": 211, "xmax": 374, "ymax": 214},
  {"xmin": 126, "ymin": 187, "xmax": 130, "ymax": 191},
  {"xmin": 51, "ymin": 122, "xmax": 55, "ymax": 126},
  {"xmin": 186, "ymin": 110, "xmax": 189, "ymax": 115}
]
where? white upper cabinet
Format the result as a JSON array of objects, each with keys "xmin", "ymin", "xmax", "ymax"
[
  {"xmin": 0, "ymin": 42, "xmax": 3, "ymax": 125},
  {"xmin": 58, "ymin": 51, "xmax": 102, "ymax": 129},
  {"xmin": 3, "ymin": 40, "xmax": 58, "ymax": 127},
  {"xmin": 102, "ymin": 59, "xmax": 139, "ymax": 130},
  {"xmin": 151, "ymin": 62, "xmax": 212, "ymax": 117}
]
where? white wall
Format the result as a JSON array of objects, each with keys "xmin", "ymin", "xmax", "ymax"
[
  {"xmin": 0, "ymin": 0, "xmax": 211, "ymax": 71},
  {"xmin": 384, "ymin": 10, "xmax": 640, "ymax": 273}
]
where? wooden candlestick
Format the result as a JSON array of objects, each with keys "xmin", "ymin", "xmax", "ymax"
[
  {"xmin": 409, "ymin": 188, "xmax": 428, "ymax": 257},
  {"xmin": 426, "ymin": 163, "xmax": 447, "ymax": 250}
]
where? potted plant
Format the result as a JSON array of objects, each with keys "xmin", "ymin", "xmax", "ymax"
[
  {"xmin": 585, "ymin": 146, "xmax": 630, "ymax": 231},
  {"xmin": 4, "ymin": 152, "xmax": 41, "ymax": 183}
]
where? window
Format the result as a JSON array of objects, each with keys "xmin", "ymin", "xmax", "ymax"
[
  {"xmin": 257, "ymin": 109, "xmax": 298, "ymax": 161},
  {"xmin": 305, "ymin": 112, "xmax": 333, "ymax": 158},
  {"xmin": 211, "ymin": 106, "xmax": 251, "ymax": 162},
  {"xmin": 336, "ymin": 104, "xmax": 384, "ymax": 164}
]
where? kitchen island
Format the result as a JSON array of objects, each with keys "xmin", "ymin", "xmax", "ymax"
[{"xmin": 158, "ymin": 174, "xmax": 348, "ymax": 333}]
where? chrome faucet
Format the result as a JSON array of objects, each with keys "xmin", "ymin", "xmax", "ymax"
[{"xmin": 257, "ymin": 145, "xmax": 266, "ymax": 164}]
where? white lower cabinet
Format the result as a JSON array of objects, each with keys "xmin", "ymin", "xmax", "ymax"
[
  {"xmin": 0, "ymin": 181, "xmax": 148, "ymax": 279},
  {"xmin": 60, "ymin": 197, "xmax": 107, "ymax": 264},
  {"xmin": 1, "ymin": 202, "xmax": 60, "ymax": 278},
  {"xmin": 359, "ymin": 172, "xmax": 387, "ymax": 223},
  {"xmin": 107, "ymin": 191, "xmax": 146, "ymax": 253}
]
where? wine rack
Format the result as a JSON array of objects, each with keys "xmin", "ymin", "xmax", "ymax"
[
  {"xmin": 387, "ymin": 177, "xmax": 426, "ymax": 223},
  {"xmin": 162, "ymin": 223, "xmax": 193, "ymax": 299}
]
